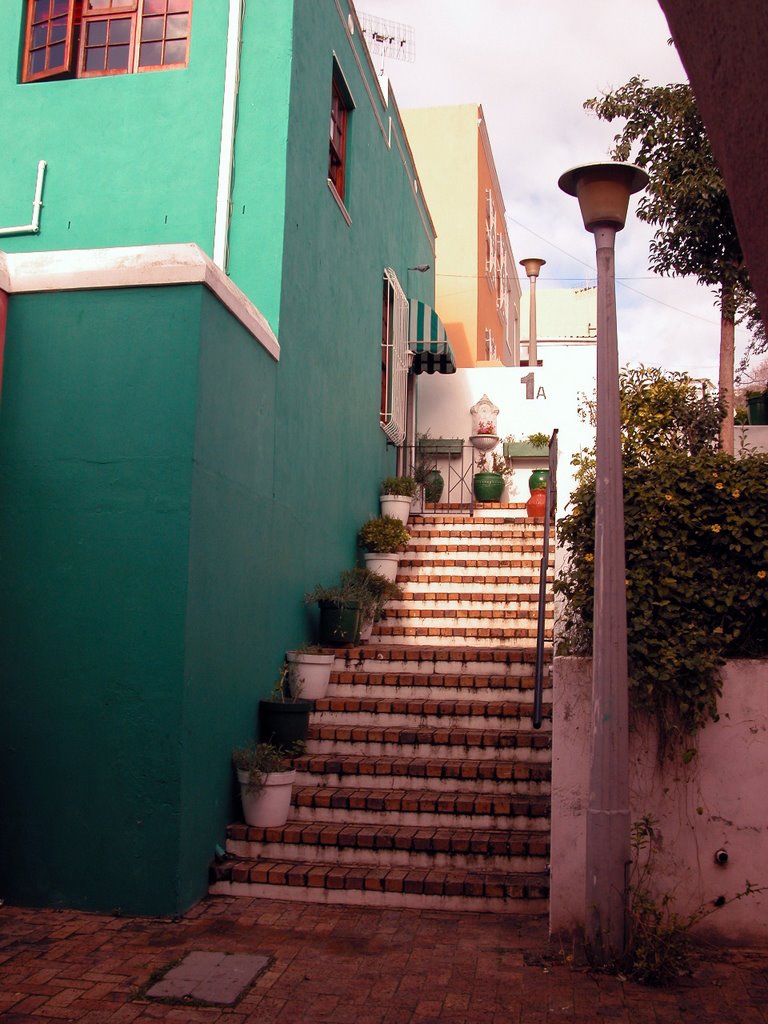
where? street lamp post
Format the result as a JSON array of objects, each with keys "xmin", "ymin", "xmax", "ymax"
[
  {"xmin": 558, "ymin": 162, "xmax": 648, "ymax": 959},
  {"xmin": 519, "ymin": 258, "xmax": 546, "ymax": 368}
]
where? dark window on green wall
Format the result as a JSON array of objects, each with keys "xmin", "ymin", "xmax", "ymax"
[
  {"xmin": 328, "ymin": 60, "xmax": 354, "ymax": 205},
  {"xmin": 21, "ymin": 0, "xmax": 192, "ymax": 82}
]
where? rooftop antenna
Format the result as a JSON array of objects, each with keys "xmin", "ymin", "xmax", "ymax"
[{"xmin": 358, "ymin": 12, "xmax": 415, "ymax": 76}]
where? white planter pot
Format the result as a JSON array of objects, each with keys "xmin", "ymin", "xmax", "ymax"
[
  {"xmin": 285, "ymin": 651, "xmax": 335, "ymax": 699},
  {"xmin": 363, "ymin": 551, "xmax": 399, "ymax": 581},
  {"xmin": 380, "ymin": 494, "xmax": 412, "ymax": 525},
  {"xmin": 359, "ymin": 619, "xmax": 374, "ymax": 642},
  {"xmin": 237, "ymin": 768, "xmax": 296, "ymax": 828}
]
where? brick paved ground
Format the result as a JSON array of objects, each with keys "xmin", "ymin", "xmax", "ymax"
[{"xmin": 1, "ymin": 896, "xmax": 767, "ymax": 1023}]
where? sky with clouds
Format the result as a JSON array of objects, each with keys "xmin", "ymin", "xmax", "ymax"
[{"xmin": 356, "ymin": 0, "xmax": 753, "ymax": 384}]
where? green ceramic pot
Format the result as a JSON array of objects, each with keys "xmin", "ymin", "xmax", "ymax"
[
  {"xmin": 473, "ymin": 471, "xmax": 504, "ymax": 502},
  {"xmin": 424, "ymin": 469, "xmax": 444, "ymax": 503},
  {"xmin": 747, "ymin": 393, "xmax": 768, "ymax": 425},
  {"xmin": 528, "ymin": 468, "xmax": 549, "ymax": 492},
  {"xmin": 318, "ymin": 600, "xmax": 361, "ymax": 645}
]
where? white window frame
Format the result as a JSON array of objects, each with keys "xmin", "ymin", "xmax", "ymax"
[
  {"xmin": 496, "ymin": 233, "xmax": 509, "ymax": 322},
  {"xmin": 380, "ymin": 268, "xmax": 409, "ymax": 445},
  {"xmin": 485, "ymin": 190, "xmax": 497, "ymax": 286}
]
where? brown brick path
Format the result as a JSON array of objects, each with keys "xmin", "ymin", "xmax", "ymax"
[{"xmin": 1, "ymin": 897, "xmax": 767, "ymax": 1023}]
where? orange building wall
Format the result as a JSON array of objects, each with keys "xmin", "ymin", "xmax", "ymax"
[{"xmin": 402, "ymin": 104, "xmax": 520, "ymax": 368}]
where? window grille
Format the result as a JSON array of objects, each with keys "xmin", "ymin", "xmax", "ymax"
[
  {"xmin": 380, "ymin": 268, "xmax": 409, "ymax": 445},
  {"xmin": 485, "ymin": 190, "xmax": 497, "ymax": 282}
]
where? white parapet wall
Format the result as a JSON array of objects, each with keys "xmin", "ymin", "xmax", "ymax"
[
  {"xmin": 416, "ymin": 340, "xmax": 597, "ymax": 516},
  {"xmin": 550, "ymin": 657, "xmax": 768, "ymax": 945}
]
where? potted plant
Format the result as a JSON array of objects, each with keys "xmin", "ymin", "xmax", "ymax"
[
  {"xmin": 380, "ymin": 475, "xmax": 417, "ymax": 524},
  {"xmin": 258, "ymin": 663, "xmax": 312, "ymax": 749},
  {"xmin": 357, "ymin": 515, "xmax": 410, "ymax": 581},
  {"xmin": 473, "ymin": 447, "xmax": 507, "ymax": 502},
  {"xmin": 746, "ymin": 388, "xmax": 768, "ymax": 425},
  {"xmin": 503, "ymin": 432, "xmax": 551, "ymax": 459},
  {"xmin": 232, "ymin": 741, "xmax": 297, "ymax": 828},
  {"xmin": 414, "ymin": 437, "xmax": 444, "ymax": 504},
  {"xmin": 416, "ymin": 435, "xmax": 464, "ymax": 456},
  {"xmin": 304, "ymin": 578, "xmax": 362, "ymax": 645},
  {"xmin": 341, "ymin": 567, "xmax": 403, "ymax": 641},
  {"xmin": 285, "ymin": 644, "xmax": 335, "ymax": 700}
]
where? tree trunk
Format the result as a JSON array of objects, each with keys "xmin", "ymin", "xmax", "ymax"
[{"xmin": 719, "ymin": 282, "xmax": 735, "ymax": 454}]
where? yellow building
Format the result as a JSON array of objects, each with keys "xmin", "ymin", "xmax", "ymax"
[{"xmin": 401, "ymin": 104, "xmax": 522, "ymax": 367}]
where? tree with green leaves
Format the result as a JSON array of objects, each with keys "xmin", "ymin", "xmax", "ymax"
[
  {"xmin": 557, "ymin": 367, "xmax": 768, "ymax": 755},
  {"xmin": 585, "ymin": 77, "xmax": 762, "ymax": 454}
]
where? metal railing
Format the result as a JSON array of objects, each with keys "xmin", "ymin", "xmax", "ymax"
[
  {"xmin": 533, "ymin": 429, "xmax": 558, "ymax": 730},
  {"xmin": 403, "ymin": 442, "xmax": 477, "ymax": 515}
]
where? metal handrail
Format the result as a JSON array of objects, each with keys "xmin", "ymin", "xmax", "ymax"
[{"xmin": 533, "ymin": 429, "xmax": 558, "ymax": 729}]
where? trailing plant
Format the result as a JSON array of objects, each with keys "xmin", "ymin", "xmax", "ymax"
[
  {"xmin": 232, "ymin": 741, "xmax": 298, "ymax": 795},
  {"xmin": 380, "ymin": 475, "xmax": 418, "ymax": 498},
  {"xmin": 476, "ymin": 446, "xmax": 509, "ymax": 476},
  {"xmin": 557, "ymin": 367, "xmax": 768, "ymax": 753},
  {"xmin": 340, "ymin": 567, "xmax": 403, "ymax": 623},
  {"xmin": 263, "ymin": 661, "xmax": 307, "ymax": 703},
  {"xmin": 623, "ymin": 816, "xmax": 763, "ymax": 985},
  {"xmin": 304, "ymin": 577, "xmax": 359, "ymax": 608},
  {"xmin": 358, "ymin": 515, "xmax": 410, "ymax": 553}
]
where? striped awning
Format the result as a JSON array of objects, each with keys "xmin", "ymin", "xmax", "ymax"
[{"xmin": 408, "ymin": 300, "xmax": 457, "ymax": 375}]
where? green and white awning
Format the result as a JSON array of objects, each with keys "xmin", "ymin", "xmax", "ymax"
[{"xmin": 408, "ymin": 300, "xmax": 457, "ymax": 375}]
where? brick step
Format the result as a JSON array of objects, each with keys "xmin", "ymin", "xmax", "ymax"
[
  {"xmin": 407, "ymin": 525, "xmax": 549, "ymax": 540},
  {"xmin": 327, "ymin": 644, "xmax": 547, "ymax": 671},
  {"xmin": 398, "ymin": 556, "xmax": 547, "ymax": 570},
  {"xmin": 400, "ymin": 581, "xmax": 546, "ymax": 596},
  {"xmin": 312, "ymin": 699, "xmax": 551, "ymax": 733},
  {"xmin": 209, "ymin": 856, "xmax": 549, "ymax": 913},
  {"xmin": 293, "ymin": 753, "xmax": 549, "ymax": 794},
  {"xmin": 315, "ymin": 694, "xmax": 549, "ymax": 718},
  {"xmin": 305, "ymin": 723, "xmax": 552, "ymax": 761},
  {"xmin": 381, "ymin": 607, "xmax": 552, "ymax": 623},
  {"xmin": 405, "ymin": 541, "xmax": 547, "ymax": 555},
  {"xmin": 290, "ymin": 785, "xmax": 549, "ymax": 829},
  {"xmin": 390, "ymin": 594, "xmax": 551, "ymax": 609},
  {"xmin": 224, "ymin": 821, "xmax": 549, "ymax": 872},
  {"xmin": 329, "ymin": 670, "xmax": 548, "ymax": 700},
  {"xmin": 409, "ymin": 511, "xmax": 529, "ymax": 524},
  {"xmin": 400, "ymin": 573, "xmax": 553, "ymax": 588},
  {"xmin": 372, "ymin": 622, "xmax": 552, "ymax": 638}
]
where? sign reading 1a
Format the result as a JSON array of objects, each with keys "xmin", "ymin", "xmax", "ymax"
[{"xmin": 520, "ymin": 372, "xmax": 547, "ymax": 400}]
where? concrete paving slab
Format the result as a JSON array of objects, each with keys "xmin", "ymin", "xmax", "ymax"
[{"xmin": 145, "ymin": 950, "xmax": 271, "ymax": 1005}]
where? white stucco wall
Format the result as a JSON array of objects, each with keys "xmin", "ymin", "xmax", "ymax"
[
  {"xmin": 416, "ymin": 340, "xmax": 596, "ymax": 514},
  {"xmin": 550, "ymin": 657, "xmax": 768, "ymax": 945}
]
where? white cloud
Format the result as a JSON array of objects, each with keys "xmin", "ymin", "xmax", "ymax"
[{"xmin": 357, "ymin": 0, "xmax": 753, "ymax": 381}]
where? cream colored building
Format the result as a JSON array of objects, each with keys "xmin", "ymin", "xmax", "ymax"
[{"xmin": 401, "ymin": 104, "xmax": 522, "ymax": 368}]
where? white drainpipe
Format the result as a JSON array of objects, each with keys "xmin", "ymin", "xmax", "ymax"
[
  {"xmin": 213, "ymin": 0, "xmax": 245, "ymax": 271},
  {"xmin": 0, "ymin": 160, "xmax": 47, "ymax": 237}
]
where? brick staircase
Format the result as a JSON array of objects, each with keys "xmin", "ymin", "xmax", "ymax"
[{"xmin": 210, "ymin": 504, "xmax": 554, "ymax": 913}]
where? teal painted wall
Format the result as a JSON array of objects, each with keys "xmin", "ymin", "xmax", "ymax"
[
  {"xmin": 0, "ymin": 0, "xmax": 438, "ymax": 916},
  {"xmin": 264, "ymin": 0, "xmax": 436, "ymax": 638},
  {"xmin": 178, "ymin": 290, "xmax": 278, "ymax": 907},
  {"xmin": 0, "ymin": 287, "xmax": 202, "ymax": 914},
  {"xmin": 0, "ymin": 2, "xmax": 292, "ymax": 333},
  {"xmin": 0, "ymin": 4, "xmax": 224, "ymax": 254}
]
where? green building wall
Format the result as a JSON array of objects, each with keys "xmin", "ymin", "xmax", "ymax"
[{"xmin": 0, "ymin": 0, "xmax": 437, "ymax": 915}]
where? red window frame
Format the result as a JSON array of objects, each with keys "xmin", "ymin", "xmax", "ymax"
[
  {"xmin": 22, "ymin": 0, "xmax": 79, "ymax": 83},
  {"xmin": 21, "ymin": 0, "xmax": 192, "ymax": 82},
  {"xmin": 328, "ymin": 78, "xmax": 349, "ymax": 201}
]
